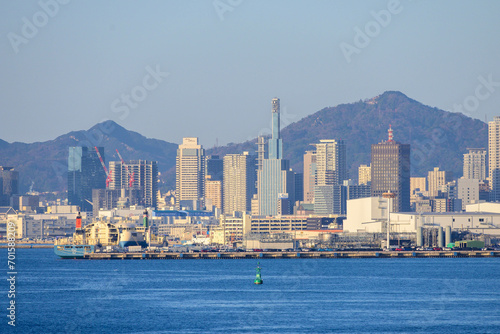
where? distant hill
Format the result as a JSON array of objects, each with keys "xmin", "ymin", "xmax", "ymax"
[
  {"xmin": 0, "ymin": 91, "xmax": 488, "ymax": 193},
  {"xmin": 0, "ymin": 121, "xmax": 178, "ymax": 193},
  {"xmin": 210, "ymin": 91, "xmax": 488, "ymax": 180}
]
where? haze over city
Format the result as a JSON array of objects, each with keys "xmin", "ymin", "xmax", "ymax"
[{"xmin": 1, "ymin": 0, "xmax": 500, "ymax": 147}]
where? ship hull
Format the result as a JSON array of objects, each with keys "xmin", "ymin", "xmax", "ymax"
[{"xmin": 54, "ymin": 245, "xmax": 95, "ymax": 258}]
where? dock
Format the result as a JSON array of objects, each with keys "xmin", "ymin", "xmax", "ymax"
[{"xmin": 81, "ymin": 250, "xmax": 500, "ymax": 260}]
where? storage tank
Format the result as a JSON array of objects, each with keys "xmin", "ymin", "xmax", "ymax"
[
  {"xmin": 438, "ymin": 227, "xmax": 444, "ymax": 248},
  {"xmin": 416, "ymin": 227, "xmax": 423, "ymax": 247},
  {"xmin": 445, "ymin": 226, "xmax": 452, "ymax": 246}
]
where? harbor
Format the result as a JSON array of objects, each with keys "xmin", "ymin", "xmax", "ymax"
[{"xmin": 79, "ymin": 250, "xmax": 500, "ymax": 260}]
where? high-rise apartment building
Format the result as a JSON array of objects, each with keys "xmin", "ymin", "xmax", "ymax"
[
  {"xmin": 108, "ymin": 160, "xmax": 158, "ymax": 208},
  {"xmin": 223, "ymin": 152, "xmax": 257, "ymax": 214},
  {"xmin": 257, "ymin": 98, "xmax": 295, "ymax": 216},
  {"xmin": 371, "ymin": 126, "xmax": 411, "ymax": 213},
  {"xmin": 410, "ymin": 177, "xmax": 427, "ymax": 195},
  {"xmin": 303, "ymin": 150, "xmax": 316, "ymax": 203},
  {"xmin": 68, "ymin": 147, "xmax": 106, "ymax": 212},
  {"xmin": 358, "ymin": 164, "xmax": 371, "ymax": 185},
  {"xmin": 0, "ymin": 166, "xmax": 19, "ymax": 206},
  {"xmin": 427, "ymin": 167, "xmax": 453, "ymax": 197},
  {"xmin": 176, "ymin": 137, "xmax": 205, "ymax": 210},
  {"xmin": 312, "ymin": 139, "xmax": 347, "ymax": 215},
  {"xmin": 205, "ymin": 176, "xmax": 222, "ymax": 212},
  {"xmin": 463, "ymin": 148, "xmax": 487, "ymax": 180},
  {"xmin": 489, "ymin": 116, "xmax": 500, "ymax": 200}
]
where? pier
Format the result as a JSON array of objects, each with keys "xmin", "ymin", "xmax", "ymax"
[{"xmin": 81, "ymin": 250, "xmax": 500, "ymax": 260}]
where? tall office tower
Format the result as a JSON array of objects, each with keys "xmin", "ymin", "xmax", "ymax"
[
  {"xmin": 0, "ymin": 167, "xmax": 19, "ymax": 206},
  {"xmin": 205, "ymin": 176, "xmax": 222, "ymax": 212},
  {"xmin": 294, "ymin": 172, "xmax": 304, "ymax": 202},
  {"xmin": 410, "ymin": 177, "xmax": 427, "ymax": 195},
  {"xmin": 206, "ymin": 155, "xmax": 223, "ymax": 181},
  {"xmin": 427, "ymin": 167, "xmax": 453, "ymax": 197},
  {"xmin": 257, "ymin": 136, "xmax": 267, "ymax": 171},
  {"xmin": 312, "ymin": 139, "xmax": 347, "ymax": 215},
  {"xmin": 358, "ymin": 164, "xmax": 371, "ymax": 185},
  {"xmin": 268, "ymin": 98, "xmax": 283, "ymax": 159},
  {"xmin": 257, "ymin": 98, "xmax": 295, "ymax": 216},
  {"xmin": 303, "ymin": 150, "xmax": 317, "ymax": 203},
  {"xmin": 463, "ymin": 148, "xmax": 487, "ymax": 180},
  {"xmin": 176, "ymin": 137, "xmax": 205, "ymax": 210},
  {"xmin": 371, "ymin": 126, "xmax": 411, "ymax": 212},
  {"xmin": 68, "ymin": 147, "xmax": 106, "ymax": 212},
  {"xmin": 223, "ymin": 152, "xmax": 257, "ymax": 214},
  {"xmin": 109, "ymin": 160, "xmax": 158, "ymax": 208},
  {"xmin": 489, "ymin": 116, "xmax": 500, "ymax": 201}
]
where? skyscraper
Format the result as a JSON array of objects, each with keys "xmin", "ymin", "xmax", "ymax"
[
  {"xmin": 257, "ymin": 98, "xmax": 295, "ymax": 216},
  {"xmin": 109, "ymin": 160, "xmax": 158, "ymax": 208},
  {"xmin": 223, "ymin": 152, "xmax": 257, "ymax": 214},
  {"xmin": 268, "ymin": 98, "xmax": 283, "ymax": 160},
  {"xmin": 371, "ymin": 126, "xmax": 411, "ymax": 212},
  {"xmin": 312, "ymin": 139, "xmax": 347, "ymax": 215},
  {"xmin": 176, "ymin": 137, "xmax": 205, "ymax": 210},
  {"xmin": 489, "ymin": 117, "xmax": 500, "ymax": 200},
  {"xmin": 68, "ymin": 147, "xmax": 106, "ymax": 212},
  {"xmin": 313, "ymin": 139, "xmax": 347, "ymax": 186},
  {"xmin": 463, "ymin": 148, "xmax": 487, "ymax": 180},
  {"xmin": 303, "ymin": 150, "xmax": 316, "ymax": 203},
  {"xmin": 427, "ymin": 167, "xmax": 453, "ymax": 197},
  {"xmin": 0, "ymin": 166, "xmax": 19, "ymax": 206}
]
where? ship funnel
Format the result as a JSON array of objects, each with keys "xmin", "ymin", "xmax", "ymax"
[{"xmin": 76, "ymin": 211, "xmax": 82, "ymax": 229}]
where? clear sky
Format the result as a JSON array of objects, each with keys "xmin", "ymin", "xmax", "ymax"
[{"xmin": 1, "ymin": 0, "xmax": 500, "ymax": 147}]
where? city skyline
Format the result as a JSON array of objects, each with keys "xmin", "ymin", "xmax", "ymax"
[{"xmin": 1, "ymin": 1, "xmax": 500, "ymax": 148}]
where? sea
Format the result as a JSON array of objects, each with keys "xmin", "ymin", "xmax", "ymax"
[{"xmin": 1, "ymin": 248, "xmax": 500, "ymax": 334}]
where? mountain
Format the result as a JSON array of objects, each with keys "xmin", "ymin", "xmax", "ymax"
[
  {"xmin": 0, "ymin": 121, "xmax": 178, "ymax": 193},
  {"xmin": 209, "ymin": 91, "xmax": 488, "ymax": 180},
  {"xmin": 0, "ymin": 91, "xmax": 488, "ymax": 194}
]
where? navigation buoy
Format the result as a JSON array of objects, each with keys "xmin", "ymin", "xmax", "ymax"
[{"xmin": 254, "ymin": 262, "xmax": 263, "ymax": 284}]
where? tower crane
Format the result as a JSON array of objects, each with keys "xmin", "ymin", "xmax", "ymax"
[
  {"xmin": 94, "ymin": 147, "xmax": 112, "ymax": 187},
  {"xmin": 115, "ymin": 149, "xmax": 135, "ymax": 188}
]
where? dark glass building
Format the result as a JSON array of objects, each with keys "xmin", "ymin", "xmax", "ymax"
[
  {"xmin": 371, "ymin": 127, "xmax": 411, "ymax": 212},
  {"xmin": 68, "ymin": 147, "xmax": 106, "ymax": 212},
  {"xmin": 0, "ymin": 167, "xmax": 19, "ymax": 206}
]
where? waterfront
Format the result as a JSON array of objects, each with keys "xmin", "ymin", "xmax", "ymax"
[{"xmin": 2, "ymin": 249, "xmax": 500, "ymax": 333}]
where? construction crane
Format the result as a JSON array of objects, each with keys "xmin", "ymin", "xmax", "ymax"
[
  {"xmin": 115, "ymin": 149, "xmax": 135, "ymax": 188},
  {"xmin": 94, "ymin": 147, "xmax": 112, "ymax": 187}
]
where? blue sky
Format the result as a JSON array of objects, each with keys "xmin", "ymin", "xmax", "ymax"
[{"xmin": 1, "ymin": 0, "xmax": 499, "ymax": 146}]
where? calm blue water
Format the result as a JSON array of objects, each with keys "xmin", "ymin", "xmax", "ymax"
[{"xmin": 1, "ymin": 249, "xmax": 500, "ymax": 333}]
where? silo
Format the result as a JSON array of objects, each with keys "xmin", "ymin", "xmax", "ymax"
[
  {"xmin": 445, "ymin": 226, "xmax": 452, "ymax": 246},
  {"xmin": 438, "ymin": 227, "xmax": 444, "ymax": 248},
  {"xmin": 416, "ymin": 227, "xmax": 423, "ymax": 247}
]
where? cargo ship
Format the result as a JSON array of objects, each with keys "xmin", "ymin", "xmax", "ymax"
[
  {"xmin": 54, "ymin": 212, "xmax": 95, "ymax": 259},
  {"xmin": 54, "ymin": 211, "xmax": 150, "ymax": 258}
]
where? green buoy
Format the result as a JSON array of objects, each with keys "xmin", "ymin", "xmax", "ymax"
[{"xmin": 254, "ymin": 262, "xmax": 263, "ymax": 284}]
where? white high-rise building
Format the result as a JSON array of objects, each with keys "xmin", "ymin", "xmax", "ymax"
[
  {"xmin": 223, "ymin": 152, "xmax": 257, "ymax": 215},
  {"xmin": 427, "ymin": 167, "xmax": 453, "ymax": 197},
  {"xmin": 176, "ymin": 137, "xmax": 205, "ymax": 210},
  {"xmin": 463, "ymin": 148, "xmax": 487, "ymax": 180}
]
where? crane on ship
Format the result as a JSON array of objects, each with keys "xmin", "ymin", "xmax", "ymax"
[
  {"xmin": 94, "ymin": 147, "xmax": 112, "ymax": 188},
  {"xmin": 115, "ymin": 149, "xmax": 135, "ymax": 188}
]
